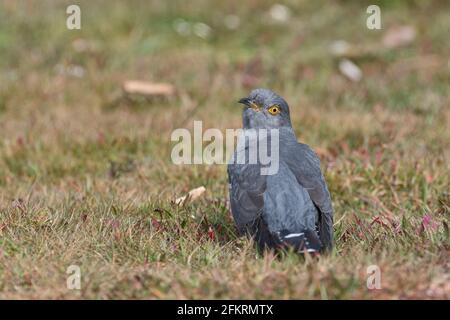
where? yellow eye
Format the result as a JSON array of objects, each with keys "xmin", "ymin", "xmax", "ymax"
[{"xmin": 268, "ymin": 105, "xmax": 281, "ymax": 115}]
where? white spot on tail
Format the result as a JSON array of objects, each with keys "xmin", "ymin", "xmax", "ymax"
[{"xmin": 284, "ymin": 232, "xmax": 304, "ymax": 239}]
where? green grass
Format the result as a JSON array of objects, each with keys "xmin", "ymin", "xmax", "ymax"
[{"xmin": 0, "ymin": 0, "xmax": 448, "ymax": 299}]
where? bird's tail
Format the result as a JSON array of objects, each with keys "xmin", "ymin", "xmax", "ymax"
[
  {"xmin": 273, "ymin": 229, "xmax": 322, "ymax": 253},
  {"xmin": 245, "ymin": 219, "xmax": 322, "ymax": 253}
]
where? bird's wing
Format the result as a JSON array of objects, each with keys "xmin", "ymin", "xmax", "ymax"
[
  {"xmin": 282, "ymin": 142, "xmax": 334, "ymax": 250},
  {"xmin": 227, "ymin": 160, "xmax": 266, "ymax": 234}
]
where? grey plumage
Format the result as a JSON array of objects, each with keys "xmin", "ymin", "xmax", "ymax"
[{"xmin": 228, "ymin": 88, "xmax": 333, "ymax": 252}]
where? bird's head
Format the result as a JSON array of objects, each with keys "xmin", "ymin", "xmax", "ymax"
[{"xmin": 238, "ymin": 88, "xmax": 292, "ymax": 129}]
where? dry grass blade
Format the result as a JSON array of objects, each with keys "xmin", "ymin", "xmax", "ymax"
[{"xmin": 122, "ymin": 81, "xmax": 175, "ymax": 97}]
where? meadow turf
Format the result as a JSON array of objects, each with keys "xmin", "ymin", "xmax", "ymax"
[{"xmin": 0, "ymin": 0, "xmax": 448, "ymax": 299}]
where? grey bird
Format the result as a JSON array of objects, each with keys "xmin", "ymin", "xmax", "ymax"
[{"xmin": 227, "ymin": 88, "xmax": 333, "ymax": 253}]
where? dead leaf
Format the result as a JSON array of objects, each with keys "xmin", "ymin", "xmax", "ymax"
[
  {"xmin": 207, "ymin": 226, "xmax": 215, "ymax": 241},
  {"xmin": 175, "ymin": 186, "xmax": 206, "ymax": 206},
  {"xmin": 338, "ymin": 59, "xmax": 362, "ymax": 82},
  {"xmin": 382, "ymin": 25, "xmax": 416, "ymax": 49},
  {"xmin": 329, "ymin": 40, "xmax": 351, "ymax": 57}
]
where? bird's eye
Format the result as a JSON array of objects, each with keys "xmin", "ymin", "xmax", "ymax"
[{"xmin": 267, "ymin": 105, "xmax": 281, "ymax": 115}]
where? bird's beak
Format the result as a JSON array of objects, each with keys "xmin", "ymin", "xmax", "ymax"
[{"xmin": 238, "ymin": 97, "xmax": 260, "ymax": 111}]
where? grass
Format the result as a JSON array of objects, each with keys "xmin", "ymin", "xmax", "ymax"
[{"xmin": 0, "ymin": 0, "xmax": 449, "ymax": 299}]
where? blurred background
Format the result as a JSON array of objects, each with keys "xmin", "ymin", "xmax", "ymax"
[{"xmin": 0, "ymin": 0, "xmax": 448, "ymax": 299}]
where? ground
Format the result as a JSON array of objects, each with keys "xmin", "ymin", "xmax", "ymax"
[{"xmin": 0, "ymin": 0, "xmax": 448, "ymax": 299}]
